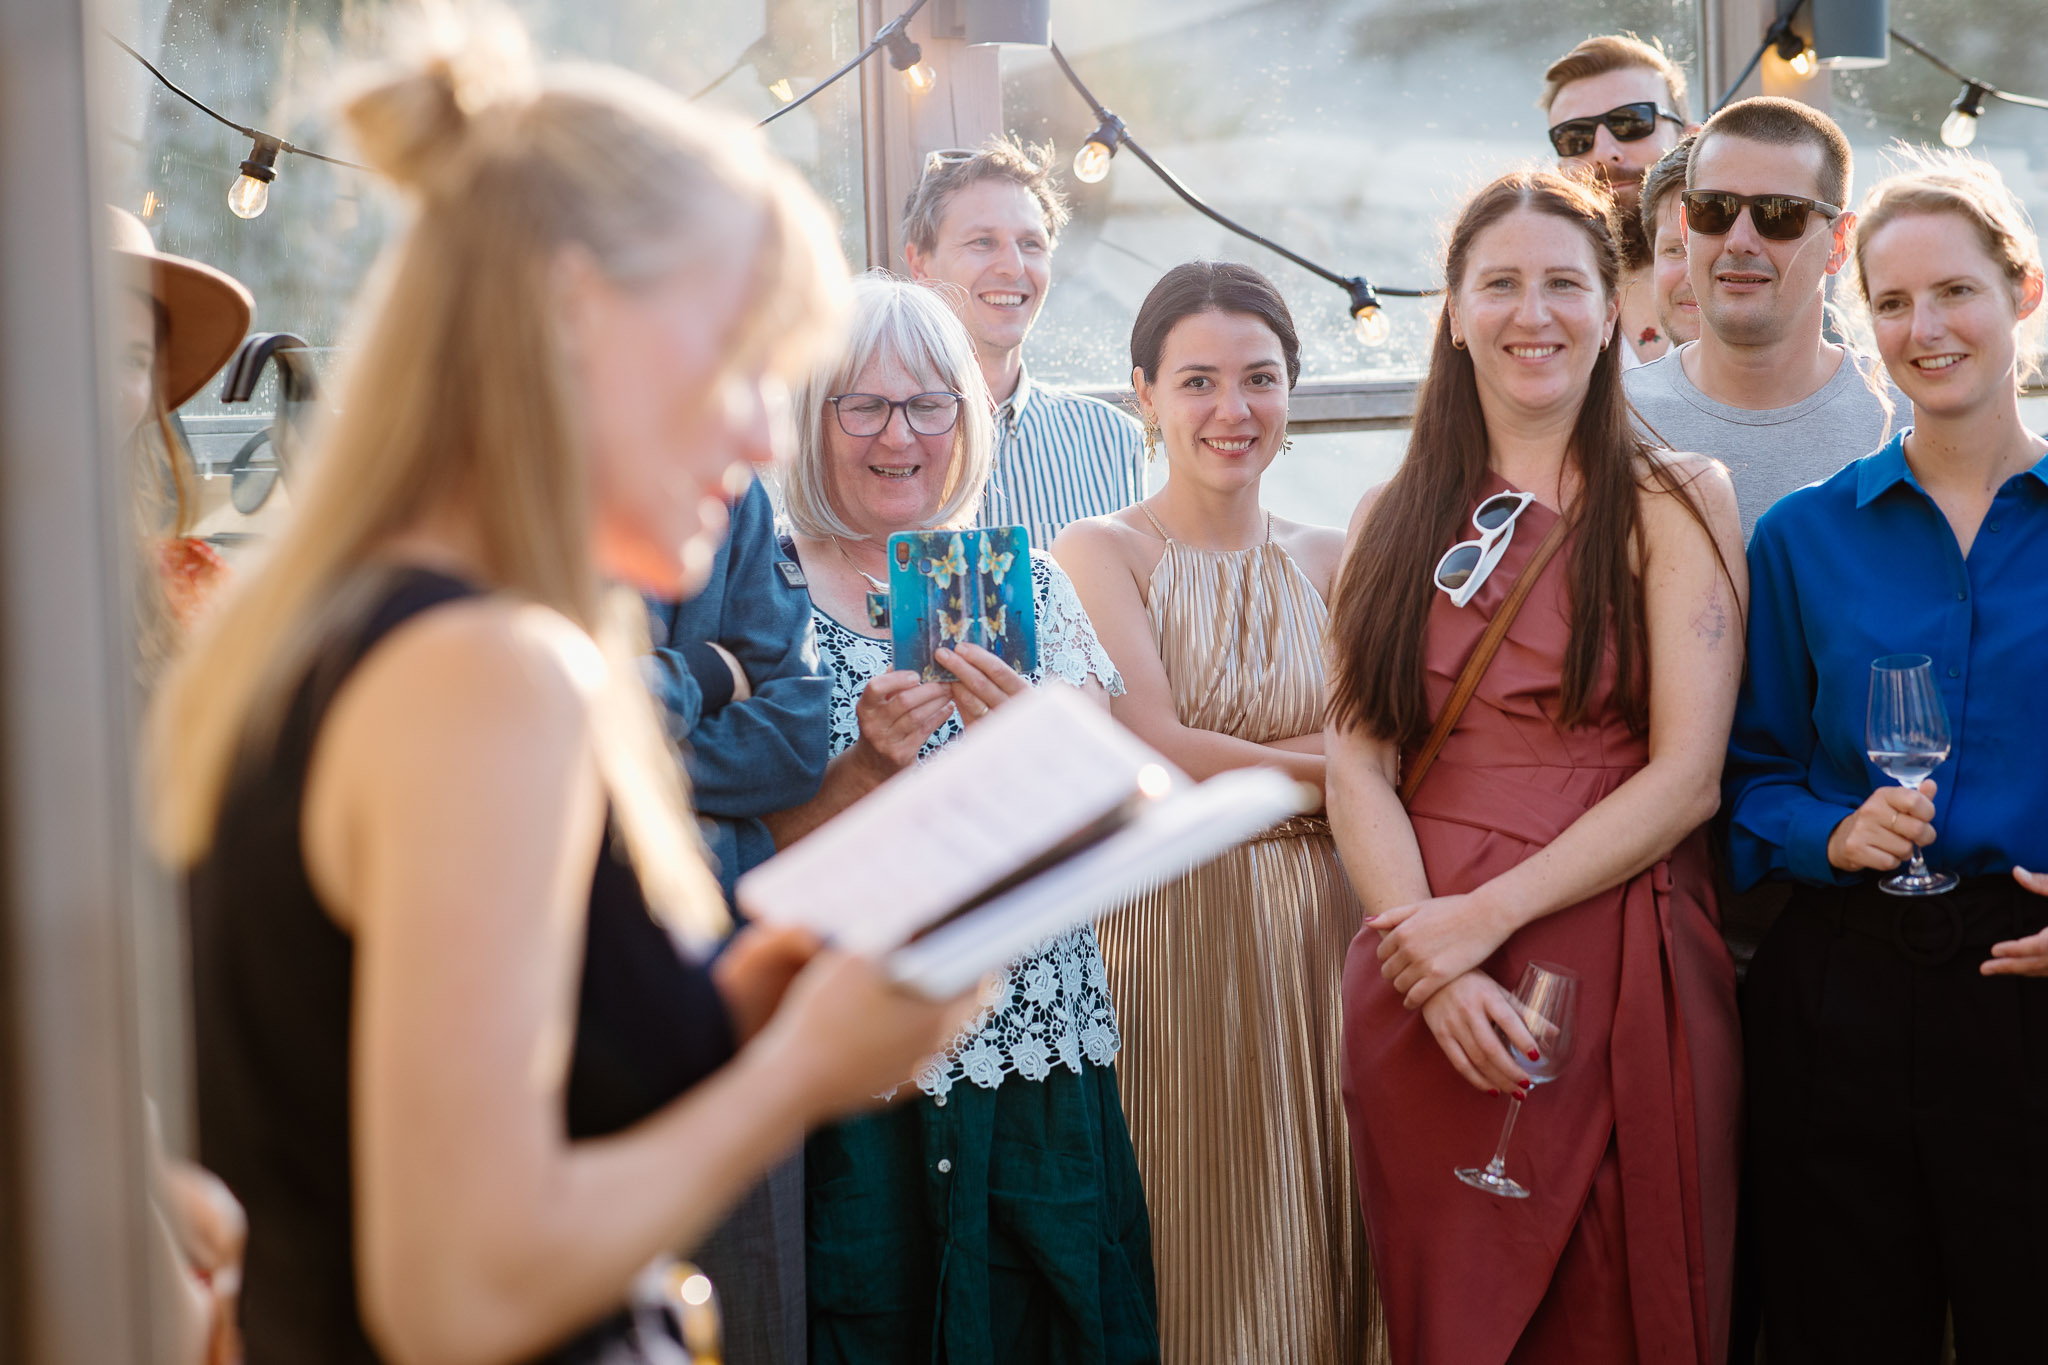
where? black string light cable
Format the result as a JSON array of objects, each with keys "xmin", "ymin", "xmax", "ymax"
[
  {"xmin": 1047, "ymin": 42, "xmax": 1435, "ymax": 348},
  {"xmin": 109, "ymin": 33, "xmax": 366, "ymax": 220},
  {"xmin": 1710, "ymin": 2, "xmax": 1809, "ymax": 117},
  {"xmin": 1886, "ymin": 29, "xmax": 2048, "ymax": 149},
  {"xmin": 759, "ymin": 0, "xmax": 932, "ymax": 127}
]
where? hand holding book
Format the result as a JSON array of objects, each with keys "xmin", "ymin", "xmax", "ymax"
[{"xmin": 738, "ymin": 688, "xmax": 1313, "ymax": 998}]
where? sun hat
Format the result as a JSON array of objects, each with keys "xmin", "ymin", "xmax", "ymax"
[{"xmin": 108, "ymin": 207, "xmax": 254, "ymax": 410}]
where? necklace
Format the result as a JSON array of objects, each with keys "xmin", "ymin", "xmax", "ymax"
[
  {"xmin": 832, "ymin": 535, "xmax": 887, "ymax": 591},
  {"xmin": 832, "ymin": 535, "xmax": 891, "ymax": 629}
]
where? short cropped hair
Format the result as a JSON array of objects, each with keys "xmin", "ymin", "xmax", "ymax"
[
  {"xmin": 901, "ymin": 134, "xmax": 1071, "ymax": 255},
  {"xmin": 784, "ymin": 273, "xmax": 995, "ymax": 540},
  {"xmin": 1691, "ymin": 96, "xmax": 1853, "ymax": 210},
  {"xmin": 1639, "ymin": 134, "xmax": 1695, "ymax": 241},
  {"xmin": 1540, "ymin": 33, "xmax": 1691, "ymax": 123}
]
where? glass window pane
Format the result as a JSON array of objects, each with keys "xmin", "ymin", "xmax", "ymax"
[
  {"xmin": 109, "ymin": 0, "xmax": 868, "ymax": 538},
  {"xmin": 1002, "ymin": 0, "xmax": 1701, "ymax": 388},
  {"xmin": 1831, "ymin": 1, "xmax": 2048, "ymax": 333}
]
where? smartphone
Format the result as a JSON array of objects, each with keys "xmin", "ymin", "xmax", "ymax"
[{"xmin": 886, "ymin": 526, "xmax": 1037, "ymax": 682}]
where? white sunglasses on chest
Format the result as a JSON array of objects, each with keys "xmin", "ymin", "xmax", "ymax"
[{"xmin": 1433, "ymin": 491, "xmax": 1536, "ymax": 608}]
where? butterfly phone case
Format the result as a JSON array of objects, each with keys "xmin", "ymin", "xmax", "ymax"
[{"xmin": 886, "ymin": 526, "xmax": 1037, "ymax": 682}]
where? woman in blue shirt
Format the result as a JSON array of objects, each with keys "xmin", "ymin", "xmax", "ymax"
[{"xmin": 1725, "ymin": 151, "xmax": 2047, "ymax": 1363}]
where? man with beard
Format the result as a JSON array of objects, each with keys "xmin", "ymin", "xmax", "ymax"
[
  {"xmin": 1541, "ymin": 33, "xmax": 1697, "ymax": 364},
  {"xmin": 1641, "ymin": 135, "xmax": 1703, "ymax": 352},
  {"xmin": 1624, "ymin": 97, "xmax": 1905, "ymax": 541}
]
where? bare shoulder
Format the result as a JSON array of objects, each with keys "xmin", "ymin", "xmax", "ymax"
[
  {"xmin": 1344, "ymin": 480, "xmax": 1394, "ymax": 549},
  {"xmin": 1269, "ymin": 515, "xmax": 1347, "ymax": 594},
  {"xmin": 329, "ymin": 596, "xmax": 602, "ymax": 754},
  {"xmin": 1638, "ymin": 450, "xmax": 1739, "ymax": 543},
  {"xmin": 1051, "ymin": 507, "xmax": 1166, "ymax": 584}
]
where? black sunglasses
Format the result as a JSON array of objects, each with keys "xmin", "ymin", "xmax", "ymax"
[
  {"xmin": 1546, "ymin": 102, "xmax": 1683, "ymax": 158},
  {"xmin": 1680, "ymin": 189, "xmax": 1842, "ymax": 242}
]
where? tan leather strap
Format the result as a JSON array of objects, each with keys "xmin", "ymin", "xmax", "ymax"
[{"xmin": 1400, "ymin": 511, "xmax": 1572, "ymax": 806}]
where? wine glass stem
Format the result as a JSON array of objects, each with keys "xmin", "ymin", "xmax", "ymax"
[
  {"xmin": 1898, "ymin": 779, "xmax": 1932, "ymax": 877},
  {"xmin": 1483, "ymin": 1097, "xmax": 1525, "ymax": 1177}
]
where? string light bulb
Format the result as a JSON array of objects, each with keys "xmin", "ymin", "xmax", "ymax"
[
  {"xmin": 228, "ymin": 134, "xmax": 280, "ymax": 219},
  {"xmin": 1771, "ymin": 23, "xmax": 1816, "ymax": 78},
  {"xmin": 1941, "ymin": 82, "xmax": 1990, "ymax": 148},
  {"xmin": 765, "ymin": 77, "xmax": 796, "ymax": 103},
  {"xmin": 1345, "ymin": 277, "xmax": 1391, "ymax": 348},
  {"xmin": 884, "ymin": 31, "xmax": 935, "ymax": 96},
  {"xmin": 1073, "ymin": 115, "xmax": 1124, "ymax": 185}
]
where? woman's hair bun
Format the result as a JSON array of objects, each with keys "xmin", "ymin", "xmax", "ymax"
[{"xmin": 342, "ymin": 3, "xmax": 535, "ymax": 195}]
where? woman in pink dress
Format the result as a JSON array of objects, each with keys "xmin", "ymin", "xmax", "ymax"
[{"xmin": 1324, "ymin": 168, "xmax": 1746, "ymax": 1364}]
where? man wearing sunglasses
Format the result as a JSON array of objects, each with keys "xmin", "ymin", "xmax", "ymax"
[
  {"xmin": 1540, "ymin": 33, "xmax": 1698, "ymax": 365},
  {"xmin": 1625, "ymin": 97, "xmax": 1906, "ymax": 542},
  {"xmin": 903, "ymin": 136, "xmax": 1144, "ymax": 550}
]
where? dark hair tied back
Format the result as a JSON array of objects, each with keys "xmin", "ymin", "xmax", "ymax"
[{"xmin": 1131, "ymin": 261, "xmax": 1302, "ymax": 389}]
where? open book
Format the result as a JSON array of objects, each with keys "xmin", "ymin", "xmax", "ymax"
[{"xmin": 736, "ymin": 687, "xmax": 1312, "ymax": 998}]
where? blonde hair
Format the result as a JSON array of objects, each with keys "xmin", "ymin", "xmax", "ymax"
[
  {"xmin": 1853, "ymin": 145, "xmax": 2045, "ymax": 386},
  {"xmin": 146, "ymin": 7, "xmax": 849, "ymax": 947},
  {"xmin": 782, "ymin": 274, "xmax": 993, "ymax": 540}
]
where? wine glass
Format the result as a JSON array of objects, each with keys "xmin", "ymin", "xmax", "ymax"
[
  {"xmin": 1455, "ymin": 961, "xmax": 1578, "ymax": 1199},
  {"xmin": 1866, "ymin": 654, "xmax": 1959, "ymax": 897}
]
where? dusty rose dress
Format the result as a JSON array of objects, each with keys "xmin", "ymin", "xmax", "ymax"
[{"xmin": 1339, "ymin": 481, "xmax": 1741, "ymax": 1365}]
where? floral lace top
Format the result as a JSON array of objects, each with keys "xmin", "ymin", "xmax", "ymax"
[{"xmin": 812, "ymin": 549, "xmax": 1126, "ymax": 1098}]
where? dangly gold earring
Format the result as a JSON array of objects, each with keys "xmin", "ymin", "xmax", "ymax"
[{"xmin": 1142, "ymin": 414, "xmax": 1161, "ymax": 463}]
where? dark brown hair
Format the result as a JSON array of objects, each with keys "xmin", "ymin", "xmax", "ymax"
[
  {"xmin": 1690, "ymin": 96, "xmax": 1852, "ymax": 209},
  {"xmin": 1540, "ymin": 32, "xmax": 1691, "ymax": 123},
  {"xmin": 1326, "ymin": 168, "xmax": 1719, "ymax": 747},
  {"xmin": 1639, "ymin": 133, "xmax": 1694, "ymax": 243},
  {"xmin": 1131, "ymin": 261, "xmax": 1301, "ymax": 389}
]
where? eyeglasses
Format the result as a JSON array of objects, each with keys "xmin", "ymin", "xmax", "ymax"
[
  {"xmin": 1680, "ymin": 189, "xmax": 1842, "ymax": 242},
  {"xmin": 1546, "ymin": 102, "xmax": 1683, "ymax": 158},
  {"xmin": 1434, "ymin": 492, "xmax": 1536, "ymax": 608},
  {"xmin": 826, "ymin": 391, "xmax": 964, "ymax": 438}
]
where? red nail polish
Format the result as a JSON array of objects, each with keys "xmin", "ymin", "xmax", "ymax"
[
  {"xmin": 1527, "ymin": 1050, "xmax": 1541, "ymax": 1062},
  {"xmin": 1488, "ymin": 1089, "xmax": 1499, "ymax": 1098},
  {"xmin": 1515, "ymin": 1090, "xmax": 1530, "ymax": 1102}
]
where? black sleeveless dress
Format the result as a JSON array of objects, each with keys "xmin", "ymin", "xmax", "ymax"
[{"xmin": 190, "ymin": 568, "xmax": 737, "ymax": 1363}]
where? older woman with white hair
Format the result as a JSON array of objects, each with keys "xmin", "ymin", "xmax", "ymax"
[{"xmin": 763, "ymin": 275, "xmax": 1158, "ymax": 1364}]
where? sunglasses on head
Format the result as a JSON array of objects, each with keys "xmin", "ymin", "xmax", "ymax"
[
  {"xmin": 1546, "ymin": 102, "xmax": 1683, "ymax": 158},
  {"xmin": 1680, "ymin": 189, "xmax": 1842, "ymax": 242},
  {"xmin": 1434, "ymin": 492, "xmax": 1536, "ymax": 608}
]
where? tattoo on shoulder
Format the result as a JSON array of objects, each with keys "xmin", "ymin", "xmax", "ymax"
[{"xmin": 1690, "ymin": 594, "xmax": 1729, "ymax": 650}]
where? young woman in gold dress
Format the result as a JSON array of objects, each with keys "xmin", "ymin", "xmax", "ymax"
[{"xmin": 1056, "ymin": 262, "xmax": 1384, "ymax": 1364}]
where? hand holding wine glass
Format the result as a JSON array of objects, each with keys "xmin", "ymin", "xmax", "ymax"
[
  {"xmin": 1455, "ymin": 961, "xmax": 1578, "ymax": 1200},
  {"xmin": 1865, "ymin": 654, "xmax": 1958, "ymax": 896}
]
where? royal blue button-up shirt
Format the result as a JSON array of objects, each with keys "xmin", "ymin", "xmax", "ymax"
[{"xmin": 1725, "ymin": 428, "xmax": 2048, "ymax": 891}]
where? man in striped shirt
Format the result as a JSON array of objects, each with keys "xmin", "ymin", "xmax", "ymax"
[{"xmin": 905, "ymin": 136, "xmax": 1145, "ymax": 550}]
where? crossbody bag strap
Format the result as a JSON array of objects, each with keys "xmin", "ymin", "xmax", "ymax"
[{"xmin": 1399, "ymin": 510, "xmax": 1572, "ymax": 806}]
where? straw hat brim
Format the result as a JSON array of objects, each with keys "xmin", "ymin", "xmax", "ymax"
[
  {"xmin": 134, "ymin": 252, "xmax": 255, "ymax": 410},
  {"xmin": 108, "ymin": 208, "xmax": 254, "ymax": 411}
]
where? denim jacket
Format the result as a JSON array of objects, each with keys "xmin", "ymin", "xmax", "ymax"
[{"xmin": 644, "ymin": 477, "xmax": 829, "ymax": 907}]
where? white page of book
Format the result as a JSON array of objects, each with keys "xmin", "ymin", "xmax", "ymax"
[
  {"xmin": 887, "ymin": 766, "xmax": 1306, "ymax": 998},
  {"xmin": 737, "ymin": 687, "xmax": 1166, "ymax": 955}
]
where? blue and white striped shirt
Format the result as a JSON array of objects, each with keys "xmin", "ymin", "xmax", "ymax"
[{"xmin": 976, "ymin": 366, "xmax": 1145, "ymax": 551}]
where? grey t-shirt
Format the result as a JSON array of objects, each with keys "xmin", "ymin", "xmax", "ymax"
[{"xmin": 1623, "ymin": 342, "xmax": 1906, "ymax": 540}]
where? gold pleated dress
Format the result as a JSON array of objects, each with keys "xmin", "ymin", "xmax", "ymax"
[{"xmin": 1098, "ymin": 511, "xmax": 1388, "ymax": 1364}]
